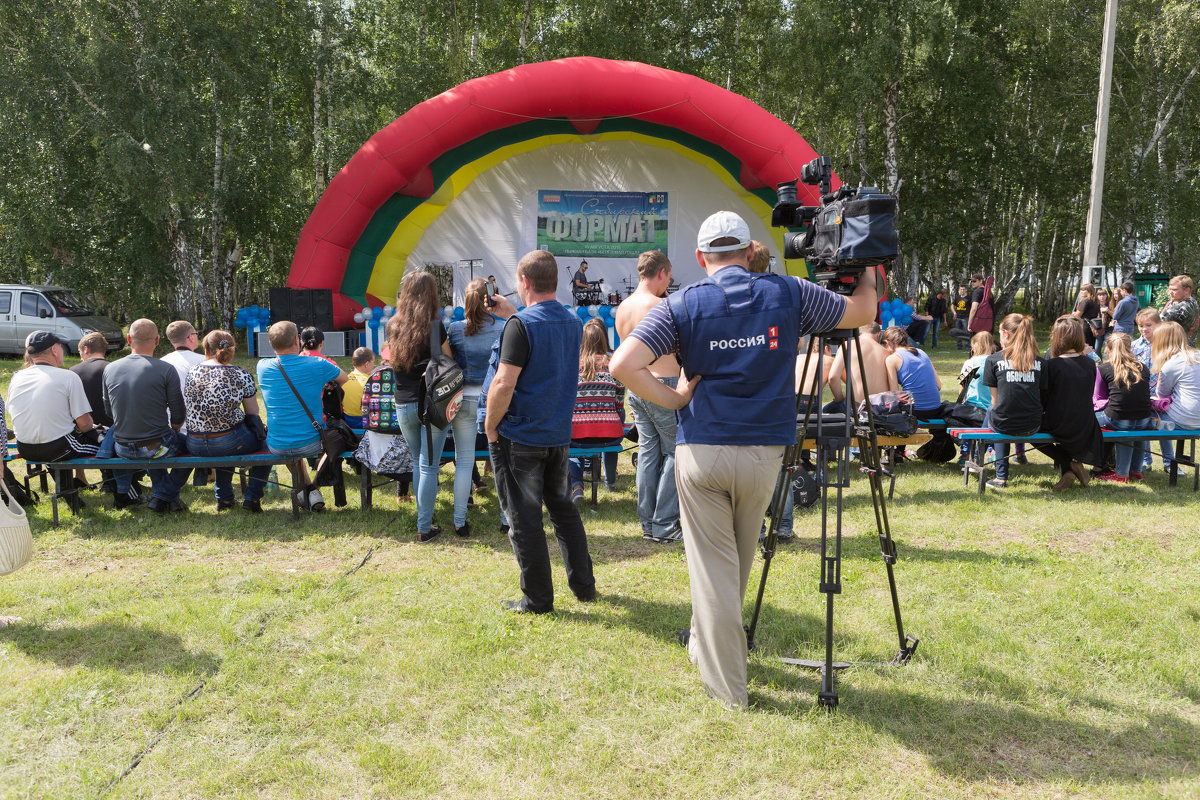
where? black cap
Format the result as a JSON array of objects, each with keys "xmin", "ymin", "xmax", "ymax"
[{"xmin": 25, "ymin": 330, "xmax": 69, "ymax": 354}]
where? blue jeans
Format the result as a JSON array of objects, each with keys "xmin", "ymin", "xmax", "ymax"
[
  {"xmin": 186, "ymin": 425, "xmax": 270, "ymax": 502},
  {"xmin": 449, "ymin": 396, "xmax": 480, "ymax": 527},
  {"xmin": 397, "ymin": 401, "xmax": 450, "ymax": 532},
  {"xmin": 568, "ymin": 446, "xmax": 619, "ymax": 487},
  {"xmin": 628, "ymin": 379, "xmax": 680, "ymax": 538},
  {"xmin": 984, "ymin": 410, "xmax": 1037, "ymax": 482},
  {"xmin": 928, "ymin": 317, "xmax": 941, "ymax": 347},
  {"xmin": 114, "ymin": 430, "xmax": 191, "ymax": 502},
  {"xmin": 1094, "ymin": 413, "xmax": 1154, "ymax": 477}
]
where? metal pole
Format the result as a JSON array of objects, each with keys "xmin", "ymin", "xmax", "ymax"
[{"xmin": 1082, "ymin": 0, "xmax": 1119, "ymax": 271}]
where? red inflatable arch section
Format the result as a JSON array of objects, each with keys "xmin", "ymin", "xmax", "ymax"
[{"xmin": 290, "ymin": 57, "xmax": 831, "ymax": 328}]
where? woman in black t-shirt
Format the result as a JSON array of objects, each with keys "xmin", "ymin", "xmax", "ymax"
[
  {"xmin": 1073, "ymin": 283, "xmax": 1101, "ymax": 348},
  {"xmin": 1093, "ymin": 332, "xmax": 1153, "ymax": 482},
  {"xmin": 980, "ymin": 314, "xmax": 1045, "ymax": 488},
  {"xmin": 389, "ymin": 271, "xmax": 453, "ymax": 542},
  {"xmin": 1037, "ymin": 317, "xmax": 1104, "ymax": 490}
]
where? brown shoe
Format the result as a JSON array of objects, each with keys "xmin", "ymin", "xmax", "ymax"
[
  {"xmin": 1069, "ymin": 461, "xmax": 1091, "ymax": 487},
  {"xmin": 1052, "ymin": 471, "xmax": 1077, "ymax": 491}
]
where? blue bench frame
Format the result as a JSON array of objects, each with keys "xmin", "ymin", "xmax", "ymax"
[
  {"xmin": 24, "ymin": 442, "xmax": 631, "ymax": 526},
  {"xmin": 358, "ymin": 443, "xmax": 630, "ymax": 511},
  {"xmin": 949, "ymin": 427, "xmax": 1200, "ymax": 493}
]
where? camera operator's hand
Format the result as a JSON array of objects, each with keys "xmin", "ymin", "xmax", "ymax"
[
  {"xmin": 673, "ymin": 368, "xmax": 701, "ymax": 407},
  {"xmin": 835, "ymin": 265, "xmax": 880, "ymax": 330},
  {"xmin": 489, "ymin": 294, "xmax": 517, "ymax": 319}
]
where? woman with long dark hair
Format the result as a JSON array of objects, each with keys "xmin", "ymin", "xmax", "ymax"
[
  {"xmin": 1037, "ymin": 316, "xmax": 1103, "ymax": 490},
  {"xmin": 447, "ymin": 278, "xmax": 514, "ymax": 537},
  {"xmin": 980, "ymin": 314, "xmax": 1045, "ymax": 489},
  {"xmin": 390, "ymin": 271, "xmax": 454, "ymax": 542}
]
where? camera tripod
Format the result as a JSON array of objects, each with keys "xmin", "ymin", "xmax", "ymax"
[{"xmin": 745, "ymin": 328, "xmax": 919, "ymax": 708}]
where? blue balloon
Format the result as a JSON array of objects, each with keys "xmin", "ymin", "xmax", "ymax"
[
  {"xmin": 367, "ymin": 317, "xmax": 380, "ymax": 330},
  {"xmin": 881, "ymin": 311, "xmax": 893, "ymax": 323},
  {"xmin": 901, "ymin": 314, "xmax": 913, "ymax": 326},
  {"xmin": 234, "ymin": 318, "xmax": 246, "ymax": 329},
  {"xmin": 604, "ymin": 315, "xmax": 615, "ymax": 327},
  {"xmin": 453, "ymin": 306, "xmax": 465, "ymax": 321},
  {"xmin": 372, "ymin": 306, "xmax": 384, "ymax": 319},
  {"xmin": 598, "ymin": 305, "xmax": 612, "ymax": 320}
]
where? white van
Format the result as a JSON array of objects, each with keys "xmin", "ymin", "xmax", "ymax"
[{"xmin": 0, "ymin": 285, "xmax": 125, "ymax": 354}]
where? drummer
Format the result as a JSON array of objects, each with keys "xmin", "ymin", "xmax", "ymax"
[{"xmin": 572, "ymin": 260, "xmax": 591, "ymax": 292}]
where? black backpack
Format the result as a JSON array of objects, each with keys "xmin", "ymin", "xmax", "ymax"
[{"xmin": 418, "ymin": 320, "xmax": 464, "ymax": 452}]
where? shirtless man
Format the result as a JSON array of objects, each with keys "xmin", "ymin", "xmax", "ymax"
[
  {"xmin": 824, "ymin": 322, "xmax": 889, "ymax": 413},
  {"xmin": 614, "ymin": 250, "xmax": 682, "ymax": 543}
]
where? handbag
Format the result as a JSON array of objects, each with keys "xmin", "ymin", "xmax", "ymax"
[
  {"xmin": 0, "ymin": 475, "xmax": 33, "ymax": 576},
  {"xmin": 243, "ymin": 413, "xmax": 267, "ymax": 448},
  {"xmin": 276, "ymin": 359, "xmax": 347, "ymax": 461}
]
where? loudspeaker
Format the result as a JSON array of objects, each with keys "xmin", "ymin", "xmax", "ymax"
[
  {"xmin": 268, "ymin": 288, "xmax": 334, "ymax": 330},
  {"xmin": 269, "ymin": 287, "xmax": 293, "ymax": 325}
]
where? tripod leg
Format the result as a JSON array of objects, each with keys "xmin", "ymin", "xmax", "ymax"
[{"xmin": 851, "ymin": 333, "xmax": 919, "ymax": 665}]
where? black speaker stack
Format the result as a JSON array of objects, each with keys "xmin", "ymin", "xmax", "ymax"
[{"xmin": 269, "ymin": 287, "xmax": 335, "ymax": 331}]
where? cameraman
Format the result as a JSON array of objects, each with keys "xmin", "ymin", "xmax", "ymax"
[{"xmin": 610, "ymin": 210, "xmax": 877, "ymax": 709}]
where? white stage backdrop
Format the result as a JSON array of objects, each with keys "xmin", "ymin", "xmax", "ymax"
[{"xmin": 404, "ymin": 139, "xmax": 782, "ymax": 306}]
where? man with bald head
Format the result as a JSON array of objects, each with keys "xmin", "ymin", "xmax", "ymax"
[{"xmin": 104, "ymin": 318, "xmax": 191, "ymax": 512}]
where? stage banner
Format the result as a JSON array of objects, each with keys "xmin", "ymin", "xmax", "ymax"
[{"xmin": 537, "ymin": 190, "xmax": 668, "ymax": 258}]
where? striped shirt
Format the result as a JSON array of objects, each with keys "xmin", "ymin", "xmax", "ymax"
[{"xmin": 630, "ymin": 276, "xmax": 847, "ymax": 360}]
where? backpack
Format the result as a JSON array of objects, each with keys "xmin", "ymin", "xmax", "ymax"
[
  {"xmin": 418, "ymin": 320, "xmax": 464, "ymax": 451},
  {"xmin": 969, "ymin": 276, "xmax": 994, "ymax": 333},
  {"xmin": 916, "ymin": 432, "xmax": 958, "ymax": 463},
  {"xmin": 362, "ymin": 366, "xmax": 403, "ymax": 434},
  {"xmin": 856, "ymin": 390, "xmax": 917, "ymax": 437}
]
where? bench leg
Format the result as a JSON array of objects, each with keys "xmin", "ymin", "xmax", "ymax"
[
  {"xmin": 333, "ymin": 463, "xmax": 347, "ymax": 508},
  {"xmin": 361, "ymin": 467, "xmax": 372, "ymax": 511},
  {"xmin": 590, "ymin": 456, "xmax": 599, "ymax": 509}
]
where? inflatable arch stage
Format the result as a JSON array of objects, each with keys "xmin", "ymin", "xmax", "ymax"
[{"xmin": 289, "ymin": 57, "xmax": 837, "ymax": 329}]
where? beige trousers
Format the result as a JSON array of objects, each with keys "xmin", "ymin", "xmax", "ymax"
[{"xmin": 676, "ymin": 442, "xmax": 785, "ymax": 708}]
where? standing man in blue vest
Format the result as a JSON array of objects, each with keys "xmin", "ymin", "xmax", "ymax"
[
  {"xmin": 611, "ymin": 211, "xmax": 878, "ymax": 708},
  {"xmin": 484, "ymin": 250, "xmax": 596, "ymax": 614}
]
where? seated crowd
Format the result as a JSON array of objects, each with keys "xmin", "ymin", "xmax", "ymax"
[
  {"xmin": 5, "ymin": 282, "xmax": 1197, "ymax": 528},
  {"xmin": 1, "ymin": 274, "xmax": 635, "ymax": 535}
]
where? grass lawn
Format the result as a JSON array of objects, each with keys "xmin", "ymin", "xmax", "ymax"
[{"xmin": 0, "ymin": 343, "xmax": 1197, "ymax": 799}]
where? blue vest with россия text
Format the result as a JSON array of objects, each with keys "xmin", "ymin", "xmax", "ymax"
[
  {"xmin": 668, "ymin": 266, "xmax": 801, "ymax": 446},
  {"xmin": 478, "ymin": 300, "xmax": 582, "ymax": 448}
]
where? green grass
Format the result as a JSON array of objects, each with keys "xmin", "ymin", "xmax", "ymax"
[{"xmin": 0, "ymin": 345, "xmax": 1197, "ymax": 799}]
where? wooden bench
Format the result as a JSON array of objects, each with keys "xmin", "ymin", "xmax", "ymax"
[{"xmin": 948, "ymin": 427, "xmax": 1200, "ymax": 493}]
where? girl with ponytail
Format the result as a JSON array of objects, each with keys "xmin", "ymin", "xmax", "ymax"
[
  {"xmin": 979, "ymin": 314, "xmax": 1045, "ymax": 488},
  {"xmin": 1092, "ymin": 332, "xmax": 1153, "ymax": 482}
]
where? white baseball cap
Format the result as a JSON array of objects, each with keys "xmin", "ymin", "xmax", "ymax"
[{"xmin": 696, "ymin": 211, "xmax": 752, "ymax": 253}]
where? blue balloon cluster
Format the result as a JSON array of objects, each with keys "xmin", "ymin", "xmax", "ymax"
[
  {"xmin": 573, "ymin": 304, "xmax": 617, "ymax": 327},
  {"xmin": 879, "ymin": 298, "xmax": 913, "ymax": 328},
  {"xmin": 234, "ymin": 305, "xmax": 271, "ymax": 329}
]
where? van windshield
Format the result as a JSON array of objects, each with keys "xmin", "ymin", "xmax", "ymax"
[{"xmin": 44, "ymin": 290, "xmax": 92, "ymax": 317}]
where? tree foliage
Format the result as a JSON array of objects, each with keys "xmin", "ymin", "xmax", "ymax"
[{"xmin": 0, "ymin": 0, "xmax": 1196, "ymax": 327}]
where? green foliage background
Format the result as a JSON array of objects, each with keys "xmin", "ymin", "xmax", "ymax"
[{"xmin": 0, "ymin": 0, "xmax": 1197, "ymax": 327}]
